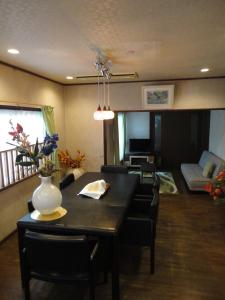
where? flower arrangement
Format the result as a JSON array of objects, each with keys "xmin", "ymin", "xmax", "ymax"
[
  {"xmin": 204, "ymin": 166, "xmax": 225, "ymax": 204},
  {"xmin": 8, "ymin": 121, "xmax": 59, "ymax": 177},
  {"xmin": 58, "ymin": 150, "xmax": 85, "ymax": 169}
]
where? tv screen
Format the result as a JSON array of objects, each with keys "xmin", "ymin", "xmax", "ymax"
[{"xmin": 129, "ymin": 139, "xmax": 151, "ymax": 153}]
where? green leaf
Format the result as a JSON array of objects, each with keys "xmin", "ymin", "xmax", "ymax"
[
  {"xmin": 34, "ymin": 138, "xmax": 39, "ymax": 156},
  {"xmin": 16, "ymin": 153, "xmax": 25, "ymax": 163},
  {"xmin": 16, "ymin": 161, "xmax": 34, "ymax": 167},
  {"xmin": 33, "ymin": 157, "xmax": 40, "ymax": 168}
]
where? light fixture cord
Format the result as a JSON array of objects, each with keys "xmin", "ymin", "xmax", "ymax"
[
  {"xmin": 103, "ymin": 80, "xmax": 106, "ymax": 107},
  {"xmin": 107, "ymin": 78, "xmax": 110, "ymax": 107},
  {"xmin": 97, "ymin": 71, "xmax": 100, "ymax": 105}
]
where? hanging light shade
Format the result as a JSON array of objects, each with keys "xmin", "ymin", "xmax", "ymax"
[
  {"xmin": 104, "ymin": 106, "xmax": 115, "ymax": 120},
  {"xmin": 93, "ymin": 104, "xmax": 104, "ymax": 120}
]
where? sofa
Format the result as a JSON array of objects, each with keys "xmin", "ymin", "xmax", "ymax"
[{"xmin": 181, "ymin": 150, "xmax": 225, "ymax": 191}]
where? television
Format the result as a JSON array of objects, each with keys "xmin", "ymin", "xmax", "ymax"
[{"xmin": 129, "ymin": 139, "xmax": 151, "ymax": 153}]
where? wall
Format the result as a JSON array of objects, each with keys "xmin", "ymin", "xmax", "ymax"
[
  {"xmin": 64, "ymin": 78, "xmax": 225, "ymax": 171},
  {"xmin": 0, "ymin": 64, "xmax": 64, "ymax": 241},
  {"xmin": 64, "ymin": 85, "xmax": 104, "ymax": 171},
  {"xmin": 209, "ymin": 110, "xmax": 225, "ymax": 160}
]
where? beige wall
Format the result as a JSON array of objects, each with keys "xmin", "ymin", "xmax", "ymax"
[
  {"xmin": 65, "ymin": 78, "xmax": 225, "ymax": 171},
  {"xmin": 64, "ymin": 85, "xmax": 104, "ymax": 171},
  {"xmin": 0, "ymin": 64, "xmax": 64, "ymax": 241}
]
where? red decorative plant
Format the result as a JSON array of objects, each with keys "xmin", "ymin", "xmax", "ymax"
[{"xmin": 204, "ymin": 167, "xmax": 225, "ymax": 204}]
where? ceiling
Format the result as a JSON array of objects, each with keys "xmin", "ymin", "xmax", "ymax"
[{"xmin": 1, "ymin": 0, "xmax": 225, "ymax": 84}]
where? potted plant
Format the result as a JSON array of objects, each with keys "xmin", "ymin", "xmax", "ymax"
[{"xmin": 58, "ymin": 149, "xmax": 85, "ymax": 179}]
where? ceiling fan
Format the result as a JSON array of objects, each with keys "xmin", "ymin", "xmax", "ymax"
[{"xmin": 76, "ymin": 54, "xmax": 138, "ymax": 81}]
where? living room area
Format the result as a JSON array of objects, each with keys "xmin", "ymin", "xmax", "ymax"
[{"xmin": 104, "ymin": 109, "xmax": 225, "ymax": 195}]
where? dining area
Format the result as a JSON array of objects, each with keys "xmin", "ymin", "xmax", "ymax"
[{"xmin": 17, "ymin": 167, "xmax": 159, "ymax": 300}]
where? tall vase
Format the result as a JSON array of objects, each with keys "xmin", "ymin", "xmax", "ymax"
[
  {"xmin": 67, "ymin": 167, "xmax": 85, "ymax": 180},
  {"xmin": 32, "ymin": 176, "xmax": 62, "ymax": 215}
]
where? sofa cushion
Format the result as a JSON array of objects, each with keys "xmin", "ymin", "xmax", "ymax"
[
  {"xmin": 202, "ymin": 161, "xmax": 215, "ymax": 178},
  {"xmin": 198, "ymin": 150, "xmax": 224, "ymax": 178}
]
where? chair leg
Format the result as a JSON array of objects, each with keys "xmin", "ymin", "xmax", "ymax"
[
  {"xmin": 150, "ymin": 222, "xmax": 155, "ymax": 274},
  {"xmin": 24, "ymin": 280, "xmax": 30, "ymax": 300},
  {"xmin": 150, "ymin": 238, "xmax": 155, "ymax": 274},
  {"xmin": 89, "ymin": 272, "xmax": 95, "ymax": 300},
  {"xmin": 103, "ymin": 271, "xmax": 108, "ymax": 284}
]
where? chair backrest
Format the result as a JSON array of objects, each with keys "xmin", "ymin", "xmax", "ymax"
[
  {"xmin": 101, "ymin": 165, "xmax": 128, "ymax": 174},
  {"xmin": 153, "ymin": 174, "xmax": 160, "ymax": 191},
  {"xmin": 140, "ymin": 162, "xmax": 156, "ymax": 173},
  {"xmin": 59, "ymin": 173, "xmax": 75, "ymax": 190},
  {"xmin": 24, "ymin": 231, "xmax": 90, "ymax": 276},
  {"xmin": 150, "ymin": 187, "xmax": 160, "ymax": 221}
]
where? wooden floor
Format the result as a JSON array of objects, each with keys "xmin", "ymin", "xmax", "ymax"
[{"xmin": 1, "ymin": 188, "xmax": 225, "ymax": 299}]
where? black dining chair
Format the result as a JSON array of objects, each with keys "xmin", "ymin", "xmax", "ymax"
[
  {"xmin": 120, "ymin": 185, "xmax": 160, "ymax": 274},
  {"xmin": 22, "ymin": 231, "xmax": 102, "ymax": 300},
  {"xmin": 140, "ymin": 162, "xmax": 156, "ymax": 179},
  {"xmin": 101, "ymin": 165, "xmax": 128, "ymax": 174},
  {"xmin": 59, "ymin": 173, "xmax": 75, "ymax": 190},
  {"xmin": 133, "ymin": 172, "xmax": 160, "ymax": 200}
]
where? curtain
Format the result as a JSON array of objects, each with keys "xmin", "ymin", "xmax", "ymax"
[
  {"xmin": 41, "ymin": 106, "xmax": 59, "ymax": 173},
  {"xmin": 113, "ymin": 113, "xmax": 120, "ymax": 164},
  {"xmin": 118, "ymin": 112, "xmax": 126, "ymax": 162}
]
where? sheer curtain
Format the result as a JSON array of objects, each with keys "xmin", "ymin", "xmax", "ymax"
[
  {"xmin": 41, "ymin": 106, "xmax": 59, "ymax": 172},
  {"xmin": 0, "ymin": 108, "xmax": 45, "ymax": 151},
  {"xmin": 118, "ymin": 112, "xmax": 126, "ymax": 162}
]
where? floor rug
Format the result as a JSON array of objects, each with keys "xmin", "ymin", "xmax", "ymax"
[
  {"xmin": 157, "ymin": 172, "xmax": 179, "ymax": 194},
  {"xmin": 129, "ymin": 171, "xmax": 178, "ymax": 194}
]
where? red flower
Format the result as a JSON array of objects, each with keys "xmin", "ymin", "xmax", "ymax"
[
  {"xmin": 214, "ymin": 188, "xmax": 223, "ymax": 197},
  {"xmin": 8, "ymin": 131, "xmax": 18, "ymax": 137},
  {"xmin": 16, "ymin": 123, "xmax": 23, "ymax": 133},
  {"xmin": 204, "ymin": 182, "xmax": 213, "ymax": 193}
]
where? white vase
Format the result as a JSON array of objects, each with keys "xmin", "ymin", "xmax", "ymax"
[
  {"xmin": 32, "ymin": 176, "xmax": 62, "ymax": 215},
  {"xmin": 67, "ymin": 167, "xmax": 85, "ymax": 180}
]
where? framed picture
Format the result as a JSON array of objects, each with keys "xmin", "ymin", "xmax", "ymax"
[{"xmin": 142, "ymin": 85, "xmax": 174, "ymax": 109}]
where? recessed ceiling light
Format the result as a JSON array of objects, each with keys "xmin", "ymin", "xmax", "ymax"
[
  {"xmin": 200, "ymin": 68, "xmax": 209, "ymax": 73},
  {"xmin": 66, "ymin": 76, "xmax": 74, "ymax": 80},
  {"xmin": 7, "ymin": 48, "xmax": 20, "ymax": 55}
]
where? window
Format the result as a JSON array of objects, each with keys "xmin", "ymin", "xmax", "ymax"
[{"xmin": 0, "ymin": 107, "xmax": 46, "ymax": 190}]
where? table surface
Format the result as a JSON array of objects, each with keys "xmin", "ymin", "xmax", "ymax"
[{"xmin": 17, "ymin": 172, "xmax": 139, "ymax": 236}]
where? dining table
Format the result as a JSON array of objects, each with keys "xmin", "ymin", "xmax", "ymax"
[{"xmin": 17, "ymin": 172, "xmax": 139, "ymax": 300}]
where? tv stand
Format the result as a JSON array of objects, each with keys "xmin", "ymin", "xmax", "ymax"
[{"xmin": 125, "ymin": 153, "xmax": 155, "ymax": 167}]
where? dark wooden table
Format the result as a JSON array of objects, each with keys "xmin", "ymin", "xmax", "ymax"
[{"xmin": 17, "ymin": 172, "xmax": 139, "ymax": 300}]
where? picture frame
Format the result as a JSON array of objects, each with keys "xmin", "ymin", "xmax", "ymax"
[{"xmin": 142, "ymin": 85, "xmax": 174, "ymax": 109}]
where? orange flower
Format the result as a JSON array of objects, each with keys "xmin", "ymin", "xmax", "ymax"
[{"xmin": 58, "ymin": 150, "xmax": 85, "ymax": 169}]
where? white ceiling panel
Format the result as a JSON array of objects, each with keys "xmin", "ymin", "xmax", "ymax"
[{"xmin": 0, "ymin": 0, "xmax": 225, "ymax": 83}]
